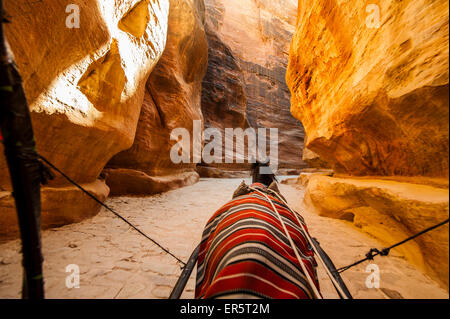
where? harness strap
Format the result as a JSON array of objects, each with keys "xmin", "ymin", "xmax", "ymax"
[
  {"xmin": 266, "ymin": 185, "xmax": 350, "ymax": 299},
  {"xmin": 249, "ymin": 186, "xmax": 323, "ymax": 299},
  {"xmin": 38, "ymin": 154, "xmax": 187, "ymax": 269}
]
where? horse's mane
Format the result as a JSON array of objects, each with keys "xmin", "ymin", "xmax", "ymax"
[{"xmin": 251, "ymin": 160, "xmax": 277, "ymax": 187}]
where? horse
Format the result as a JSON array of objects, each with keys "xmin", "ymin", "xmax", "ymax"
[{"xmin": 195, "ymin": 162, "xmax": 321, "ymax": 299}]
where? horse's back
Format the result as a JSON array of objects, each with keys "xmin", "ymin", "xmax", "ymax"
[{"xmin": 195, "ymin": 184, "xmax": 319, "ymax": 299}]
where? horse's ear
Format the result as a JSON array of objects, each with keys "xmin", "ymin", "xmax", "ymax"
[
  {"xmin": 233, "ymin": 180, "xmax": 250, "ymax": 199},
  {"xmin": 268, "ymin": 181, "xmax": 279, "ymax": 192}
]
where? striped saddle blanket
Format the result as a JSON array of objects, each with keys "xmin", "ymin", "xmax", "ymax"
[{"xmin": 195, "ymin": 183, "xmax": 320, "ymax": 299}]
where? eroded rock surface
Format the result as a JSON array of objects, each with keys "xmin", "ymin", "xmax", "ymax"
[
  {"xmin": 199, "ymin": 0, "xmax": 306, "ymax": 173},
  {"xmin": 303, "ymin": 175, "xmax": 449, "ymax": 289},
  {"xmin": 286, "ymin": 0, "xmax": 449, "ymax": 289},
  {"xmin": 0, "ymin": 0, "xmax": 169, "ymax": 240},
  {"xmin": 199, "ymin": 20, "xmax": 250, "ymax": 170},
  {"xmin": 105, "ymin": 0, "xmax": 208, "ymax": 195},
  {"xmin": 287, "ymin": 0, "xmax": 449, "ymax": 177}
]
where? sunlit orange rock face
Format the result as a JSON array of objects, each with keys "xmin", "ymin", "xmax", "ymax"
[
  {"xmin": 199, "ymin": 0, "xmax": 305, "ymax": 174},
  {"xmin": 287, "ymin": 0, "xmax": 449, "ymax": 289},
  {"xmin": 287, "ymin": 0, "xmax": 449, "ymax": 177},
  {"xmin": 105, "ymin": 0, "xmax": 208, "ymax": 195},
  {"xmin": 0, "ymin": 0, "xmax": 169, "ymax": 240}
]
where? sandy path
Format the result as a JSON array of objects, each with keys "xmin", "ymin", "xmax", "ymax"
[{"xmin": 0, "ymin": 178, "xmax": 447, "ymax": 299}]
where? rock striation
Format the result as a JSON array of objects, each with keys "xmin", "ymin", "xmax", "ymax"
[{"xmin": 199, "ymin": 0, "xmax": 306, "ymax": 174}]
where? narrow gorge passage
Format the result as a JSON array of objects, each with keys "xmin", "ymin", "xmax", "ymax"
[
  {"xmin": 0, "ymin": 178, "xmax": 446, "ymax": 299},
  {"xmin": 1, "ymin": 0, "xmax": 448, "ymax": 301}
]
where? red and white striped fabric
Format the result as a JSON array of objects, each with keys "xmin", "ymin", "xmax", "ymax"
[{"xmin": 195, "ymin": 183, "xmax": 320, "ymax": 299}]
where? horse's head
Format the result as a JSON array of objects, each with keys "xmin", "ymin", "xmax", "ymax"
[{"xmin": 251, "ymin": 160, "xmax": 277, "ymax": 187}]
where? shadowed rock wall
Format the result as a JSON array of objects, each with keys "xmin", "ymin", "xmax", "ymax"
[
  {"xmin": 199, "ymin": 0, "xmax": 306, "ymax": 175},
  {"xmin": 105, "ymin": 0, "xmax": 209, "ymax": 195}
]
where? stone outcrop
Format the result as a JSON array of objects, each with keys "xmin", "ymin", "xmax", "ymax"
[
  {"xmin": 304, "ymin": 175, "xmax": 449, "ymax": 288},
  {"xmin": 287, "ymin": 0, "xmax": 449, "ymax": 289},
  {"xmin": 287, "ymin": 0, "xmax": 449, "ymax": 177},
  {"xmin": 199, "ymin": 0, "xmax": 306, "ymax": 174},
  {"xmin": 296, "ymin": 170, "xmax": 334, "ymax": 188},
  {"xmin": 302, "ymin": 135, "xmax": 331, "ymax": 169},
  {"xmin": 0, "ymin": 0, "xmax": 169, "ymax": 240},
  {"xmin": 105, "ymin": 0, "xmax": 208, "ymax": 195}
]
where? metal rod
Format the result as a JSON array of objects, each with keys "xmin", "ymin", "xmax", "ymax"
[
  {"xmin": 169, "ymin": 245, "xmax": 199, "ymax": 299},
  {"xmin": 311, "ymin": 237, "xmax": 353, "ymax": 299}
]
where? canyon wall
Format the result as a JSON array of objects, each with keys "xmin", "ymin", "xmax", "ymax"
[
  {"xmin": 287, "ymin": 0, "xmax": 449, "ymax": 177},
  {"xmin": 287, "ymin": 0, "xmax": 449, "ymax": 288},
  {"xmin": 198, "ymin": 0, "xmax": 306, "ymax": 176},
  {"xmin": 105, "ymin": 0, "xmax": 208, "ymax": 195},
  {"xmin": 0, "ymin": 0, "xmax": 169, "ymax": 240}
]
